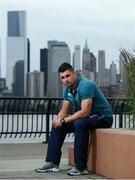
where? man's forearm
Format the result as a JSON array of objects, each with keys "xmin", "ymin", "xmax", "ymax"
[
  {"xmin": 57, "ymin": 110, "xmax": 68, "ymax": 119},
  {"xmin": 64, "ymin": 110, "xmax": 89, "ymax": 123}
]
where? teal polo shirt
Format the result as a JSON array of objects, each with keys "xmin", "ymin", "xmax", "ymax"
[{"xmin": 63, "ymin": 75, "xmax": 112, "ymax": 117}]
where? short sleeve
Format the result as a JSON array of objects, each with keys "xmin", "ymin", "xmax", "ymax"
[
  {"xmin": 78, "ymin": 82, "xmax": 95, "ymax": 100},
  {"xmin": 63, "ymin": 87, "xmax": 69, "ymax": 101}
]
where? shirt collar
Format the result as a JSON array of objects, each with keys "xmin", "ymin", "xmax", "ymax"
[{"xmin": 69, "ymin": 75, "xmax": 81, "ymax": 94}]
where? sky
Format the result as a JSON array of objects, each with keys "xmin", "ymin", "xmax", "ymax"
[{"xmin": 0, "ymin": 0, "xmax": 135, "ymax": 77}]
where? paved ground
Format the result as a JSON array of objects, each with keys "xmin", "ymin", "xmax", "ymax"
[{"xmin": 0, "ymin": 142, "xmax": 108, "ymax": 179}]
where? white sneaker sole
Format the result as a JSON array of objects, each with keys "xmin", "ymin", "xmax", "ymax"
[
  {"xmin": 68, "ymin": 170, "xmax": 88, "ymax": 176},
  {"xmin": 35, "ymin": 167, "xmax": 60, "ymax": 173}
]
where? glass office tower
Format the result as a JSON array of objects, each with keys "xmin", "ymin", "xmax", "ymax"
[{"xmin": 6, "ymin": 11, "xmax": 27, "ymax": 96}]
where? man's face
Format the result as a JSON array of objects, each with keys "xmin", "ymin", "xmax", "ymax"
[{"xmin": 59, "ymin": 70, "xmax": 76, "ymax": 88}]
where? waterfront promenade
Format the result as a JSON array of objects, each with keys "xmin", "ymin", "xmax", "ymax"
[{"xmin": 0, "ymin": 142, "xmax": 107, "ymax": 179}]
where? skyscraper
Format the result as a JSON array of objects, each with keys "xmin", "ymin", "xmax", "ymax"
[
  {"xmin": 73, "ymin": 45, "xmax": 81, "ymax": 71},
  {"xmin": 81, "ymin": 39, "xmax": 97, "ymax": 81},
  {"xmin": 90, "ymin": 53, "xmax": 96, "ymax": 73},
  {"xmin": 26, "ymin": 71, "xmax": 44, "ymax": 97},
  {"xmin": 27, "ymin": 38, "xmax": 30, "ymax": 72},
  {"xmin": 40, "ymin": 48, "xmax": 48, "ymax": 96},
  {"xmin": 6, "ymin": 11, "xmax": 27, "ymax": 95},
  {"xmin": 47, "ymin": 40, "xmax": 71, "ymax": 97},
  {"xmin": 0, "ymin": 39, "xmax": 1, "ymax": 77},
  {"xmin": 82, "ymin": 39, "xmax": 91, "ymax": 71},
  {"xmin": 98, "ymin": 50, "xmax": 106, "ymax": 87},
  {"xmin": 119, "ymin": 52, "xmax": 128, "ymax": 95},
  {"xmin": 90, "ymin": 52, "xmax": 97, "ymax": 82},
  {"xmin": 12, "ymin": 60, "xmax": 24, "ymax": 96},
  {"xmin": 109, "ymin": 61, "xmax": 117, "ymax": 86}
]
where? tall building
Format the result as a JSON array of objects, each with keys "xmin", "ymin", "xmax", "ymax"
[
  {"xmin": 105, "ymin": 68, "xmax": 110, "ymax": 87},
  {"xmin": 40, "ymin": 48, "xmax": 48, "ymax": 96},
  {"xmin": 82, "ymin": 39, "xmax": 97, "ymax": 82},
  {"xmin": 0, "ymin": 39, "xmax": 1, "ymax": 77},
  {"xmin": 90, "ymin": 52, "xmax": 97, "ymax": 82},
  {"xmin": 12, "ymin": 60, "xmax": 24, "ymax": 96},
  {"xmin": 108, "ymin": 62, "xmax": 119, "ymax": 97},
  {"xmin": 77, "ymin": 70, "xmax": 95, "ymax": 82},
  {"xmin": 98, "ymin": 50, "xmax": 106, "ymax": 87},
  {"xmin": 119, "ymin": 53, "xmax": 129, "ymax": 95},
  {"xmin": 73, "ymin": 45, "xmax": 81, "ymax": 71},
  {"xmin": 109, "ymin": 61, "xmax": 117, "ymax": 86},
  {"xmin": 82, "ymin": 39, "xmax": 91, "ymax": 71},
  {"xmin": 47, "ymin": 40, "xmax": 71, "ymax": 97},
  {"xmin": 27, "ymin": 38, "xmax": 30, "ymax": 72},
  {"xmin": 6, "ymin": 11, "xmax": 27, "ymax": 95},
  {"xmin": 0, "ymin": 78, "xmax": 6, "ymax": 92},
  {"xmin": 90, "ymin": 53, "xmax": 96, "ymax": 73},
  {"xmin": 26, "ymin": 71, "xmax": 44, "ymax": 97}
]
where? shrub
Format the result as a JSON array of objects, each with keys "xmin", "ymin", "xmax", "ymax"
[{"xmin": 120, "ymin": 49, "xmax": 135, "ymax": 127}]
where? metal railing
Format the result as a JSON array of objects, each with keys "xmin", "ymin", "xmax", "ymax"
[
  {"xmin": 0, "ymin": 97, "xmax": 62, "ymax": 142},
  {"xmin": 108, "ymin": 98, "xmax": 133, "ymax": 128},
  {"xmin": 0, "ymin": 97, "xmax": 133, "ymax": 142}
]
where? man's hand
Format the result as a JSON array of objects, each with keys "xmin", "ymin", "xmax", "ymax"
[{"xmin": 52, "ymin": 116, "xmax": 62, "ymax": 128}]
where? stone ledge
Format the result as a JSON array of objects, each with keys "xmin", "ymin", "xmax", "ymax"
[{"xmin": 68, "ymin": 129, "xmax": 135, "ymax": 179}]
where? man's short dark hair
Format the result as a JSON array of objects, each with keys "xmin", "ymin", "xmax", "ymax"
[{"xmin": 58, "ymin": 63, "xmax": 74, "ymax": 73}]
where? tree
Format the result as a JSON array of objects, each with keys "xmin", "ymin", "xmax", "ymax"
[{"xmin": 120, "ymin": 49, "xmax": 135, "ymax": 127}]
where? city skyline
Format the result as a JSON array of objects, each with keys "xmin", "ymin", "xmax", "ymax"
[{"xmin": 0, "ymin": 0, "xmax": 135, "ymax": 77}]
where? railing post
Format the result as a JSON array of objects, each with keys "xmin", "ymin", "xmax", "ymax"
[
  {"xmin": 46, "ymin": 100, "xmax": 51, "ymax": 143},
  {"xmin": 119, "ymin": 114, "xmax": 123, "ymax": 128},
  {"xmin": 119, "ymin": 101, "xmax": 124, "ymax": 128}
]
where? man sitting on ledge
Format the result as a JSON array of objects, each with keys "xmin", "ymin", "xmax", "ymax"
[{"xmin": 35, "ymin": 63, "xmax": 113, "ymax": 176}]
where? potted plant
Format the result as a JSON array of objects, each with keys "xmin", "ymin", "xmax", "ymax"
[{"xmin": 120, "ymin": 49, "xmax": 135, "ymax": 127}]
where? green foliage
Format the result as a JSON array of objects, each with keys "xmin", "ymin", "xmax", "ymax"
[{"xmin": 120, "ymin": 49, "xmax": 135, "ymax": 126}]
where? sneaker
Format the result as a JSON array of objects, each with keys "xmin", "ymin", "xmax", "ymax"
[
  {"xmin": 67, "ymin": 167, "xmax": 88, "ymax": 176},
  {"xmin": 35, "ymin": 162, "xmax": 60, "ymax": 173}
]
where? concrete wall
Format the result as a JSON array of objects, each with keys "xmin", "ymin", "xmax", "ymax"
[{"xmin": 69, "ymin": 129, "xmax": 135, "ymax": 179}]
